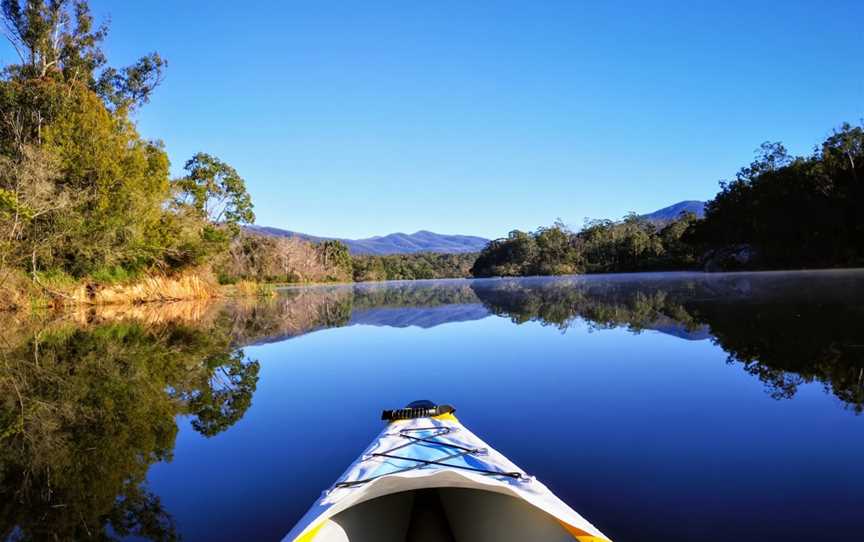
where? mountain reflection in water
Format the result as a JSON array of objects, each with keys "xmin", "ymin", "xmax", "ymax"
[{"xmin": 1, "ymin": 270, "xmax": 863, "ymax": 540}]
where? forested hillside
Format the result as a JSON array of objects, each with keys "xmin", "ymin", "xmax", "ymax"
[
  {"xmin": 470, "ymin": 214, "xmax": 698, "ymax": 277},
  {"xmin": 472, "ymin": 123, "xmax": 864, "ymax": 277},
  {"xmin": 352, "ymin": 252, "xmax": 477, "ymax": 281},
  {"xmin": 689, "ymin": 130, "xmax": 864, "ymax": 269}
]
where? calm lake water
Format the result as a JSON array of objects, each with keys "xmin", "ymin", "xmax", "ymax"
[{"xmin": 2, "ymin": 271, "xmax": 863, "ymax": 541}]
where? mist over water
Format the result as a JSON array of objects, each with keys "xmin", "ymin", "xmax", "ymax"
[{"xmin": 2, "ymin": 270, "xmax": 863, "ymax": 541}]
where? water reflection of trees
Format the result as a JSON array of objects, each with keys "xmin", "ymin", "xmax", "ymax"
[
  {"xmin": 471, "ymin": 277, "xmax": 703, "ymax": 333},
  {"xmin": 471, "ymin": 274, "xmax": 864, "ymax": 413},
  {"xmin": 0, "ymin": 312, "xmax": 260, "ymax": 540},
  {"xmin": 0, "ymin": 282, "xmax": 487, "ymax": 539},
  {"xmin": 351, "ymin": 282, "xmax": 479, "ymax": 308}
]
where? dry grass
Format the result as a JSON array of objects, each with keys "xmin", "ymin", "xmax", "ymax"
[
  {"xmin": 0, "ymin": 267, "xmax": 285, "ymax": 314},
  {"xmin": 0, "ymin": 269, "xmax": 35, "ymax": 311},
  {"xmin": 91, "ymin": 273, "xmax": 218, "ymax": 305},
  {"xmin": 227, "ymin": 280, "xmax": 277, "ymax": 298}
]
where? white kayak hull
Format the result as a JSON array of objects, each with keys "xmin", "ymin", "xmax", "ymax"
[{"xmin": 284, "ymin": 408, "xmax": 612, "ymax": 542}]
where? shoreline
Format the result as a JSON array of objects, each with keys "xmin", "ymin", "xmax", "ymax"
[{"xmin": 5, "ymin": 266, "xmax": 864, "ymax": 314}]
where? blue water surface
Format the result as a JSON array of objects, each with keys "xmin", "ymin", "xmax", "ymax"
[{"xmin": 145, "ymin": 272, "xmax": 864, "ymax": 542}]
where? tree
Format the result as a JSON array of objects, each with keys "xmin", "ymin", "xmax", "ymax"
[
  {"xmin": 0, "ymin": 1, "xmax": 180, "ymax": 280},
  {"xmin": 535, "ymin": 221, "xmax": 582, "ymax": 274},
  {"xmin": 0, "ymin": 144, "xmax": 70, "ymax": 273},
  {"xmin": 0, "ymin": 82, "xmax": 174, "ymax": 277},
  {"xmin": 692, "ymin": 123, "xmax": 864, "ymax": 269},
  {"xmin": 659, "ymin": 211, "xmax": 698, "ymax": 268},
  {"xmin": 1, "ymin": 0, "xmax": 165, "ymax": 110},
  {"xmin": 472, "ymin": 211, "xmax": 702, "ymax": 278},
  {"xmin": 618, "ymin": 213, "xmax": 664, "ymax": 270},
  {"xmin": 95, "ymin": 52, "xmax": 166, "ymax": 112},
  {"xmin": 352, "ymin": 255, "xmax": 387, "ymax": 281},
  {"xmin": 318, "ymin": 240, "xmax": 352, "ymax": 280},
  {"xmin": 40, "ymin": 87, "xmax": 172, "ymax": 275},
  {"xmin": 173, "ymin": 153, "xmax": 255, "ymax": 234}
]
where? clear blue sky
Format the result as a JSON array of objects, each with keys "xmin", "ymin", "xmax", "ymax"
[{"xmin": 18, "ymin": 1, "xmax": 864, "ymax": 239}]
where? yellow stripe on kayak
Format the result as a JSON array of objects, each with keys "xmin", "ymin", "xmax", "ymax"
[
  {"xmin": 294, "ymin": 521, "xmax": 325, "ymax": 542},
  {"xmin": 559, "ymin": 520, "xmax": 611, "ymax": 542}
]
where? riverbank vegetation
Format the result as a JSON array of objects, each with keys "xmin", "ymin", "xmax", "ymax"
[
  {"xmin": 471, "ymin": 213, "xmax": 698, "ymax": 277},
  {"xmin": 0, "ymin": 1, "xmax": 365, "ymax": 311},
  {"xmin": 689, "ymin": 126, "xmax": 864, "ymax": 269},
  {"xmin": 351, "ymin": 252, "xmax": 477, "ymax": 281},
  {"xmin": 215, "ymin": 233, "xmax": 353, "ymax": 285},
  {"xmin": 472, "ymin": 122, "xmax": 864, "ymax": 277},
  {"xmin": 0, "ymin": 0, "xmax": 264, "ymax": 310}
]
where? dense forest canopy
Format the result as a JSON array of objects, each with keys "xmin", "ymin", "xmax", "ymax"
[
  {"xmin": 352, "ymin": 252, "xmax": 477, "ymax": 282},
  {"xmin": 689, "ymin": 125, "xmax": 864, "ymax": 269},
  {"xmin": 470, "ymin": 213, "xmax": 699, "ymax": 277}
]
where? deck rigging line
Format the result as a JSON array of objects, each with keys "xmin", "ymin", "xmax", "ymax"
[{"xmin": 334, "ymin": 426, "xmax": 523, "ymax": 489}]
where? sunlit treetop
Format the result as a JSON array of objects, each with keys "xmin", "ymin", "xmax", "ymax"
[{"xmin": 0, "ymin": 0, "xmax": 165, "ymax": 111}]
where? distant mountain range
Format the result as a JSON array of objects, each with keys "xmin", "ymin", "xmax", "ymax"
[
  {"xmin": 245, "ymin": 225, "xmax": 489, "ymax": 256},
  {"xmin": 641, "ymin": 200, "xmax": 705, "ymax": 224},
  {"xmin": 248, "ymin": 200, "xmax": 707, "ymax": 255}
]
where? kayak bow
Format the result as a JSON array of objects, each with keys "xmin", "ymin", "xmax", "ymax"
[{"xmin": 284, "ymin": 401, "xmax": 612, "ymax": 542}]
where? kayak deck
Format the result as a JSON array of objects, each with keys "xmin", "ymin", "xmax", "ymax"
[{"xmin": 285, "ymin": 405, "xmax": 611, "ymax": 542}]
